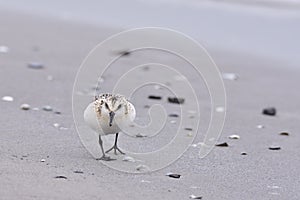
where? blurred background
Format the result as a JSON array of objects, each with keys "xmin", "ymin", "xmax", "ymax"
[{"xmin": 1, "ymin": 0, "xmax": 300, "ymax": 68}]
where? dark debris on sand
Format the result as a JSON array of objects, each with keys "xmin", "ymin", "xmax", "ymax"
[
  {"xmin": 73, "ymin": 170, "xmax": 84, "ymax": 174},
  {"xmin": 120, "ymin": 51, "xmax": 131, "ymax": 56},
  {"xmin": 215, "ymin": 142, "xmax": 229, "ymax": 147},
  {"xmin": 27, "ymin": 62, "xmax": 44, "ymax": 69},
  {"xmin": 279, "ymin": 132, "xmax": 289, "ymax": 136},
  {"xmin": 166, "ymin": 173, "xmax": 181, "ymax": 179},
  {"xmin": 54, "ymin": 175, "xmax": 67, "ymax": 179},
  {"xmin": 168, "ymin": 97, "xmax": 185, "ymax": 104},
  {"xmin": 148, "ymin": 95, "xmax": 162, "ymax": 100},
  {"xmin": 269, "ymin": 145, "xmax": 281, "ymax": 150},
  {"xmin": 262, "ymin": 107, "xmax": 276, "ymax": 116},
  {"xmin": 190, "ymin": 194, "xmax": 203, "ymax": 199},
  {"xmin": 169, "ymin": 113, "xmax": 179, "ymax": 118}
]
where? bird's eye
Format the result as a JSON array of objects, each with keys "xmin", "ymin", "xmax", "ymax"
[
  {"xmin": 117, "ymin": 104, "xmax": 122, "ymax": 110},
  {"xmin": 105, "ymin": 103, "xmax": 109, "ymax": 110}
]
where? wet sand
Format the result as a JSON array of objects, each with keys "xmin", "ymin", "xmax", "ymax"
[{"xmin": 0, "ymin": 9, "xmax": 300, "ymax": 200}]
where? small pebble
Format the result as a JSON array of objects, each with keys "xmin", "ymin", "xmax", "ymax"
[
  {"xmin": 43, "ymin": 105, "xmax": 53, "ymax": 111},
  {"xmin": 269, "ymin": 145, "xmax": 281, "ymax": 150},
  {"xmin": 118, "ymin": 50, "xmax": 131, "ymax": 56},
  {"xmin": 0, "ymin": 45, "xmax": 9, "ymax": 53},
  {"xmin": 222, "ymin": 73, "xmax": 239, "ymax": 80},
  {"xmin": 136, "ymin": 164, "xmax": 150, "ymax": 172},
  {"xmin": 256, "ymin": 125, "xmax": 265, "ymax": 129},
  {"xmin": 168, "ymin": 97, "xmax": 185, "ymax": 104},
  {"xmin": 241, "ymin": 152, "xmax": 247, "ymax": 155},
  {"xmin": 191, "ymin": 144, "xmax": 198, "ymax": 147},
  {"xmin": 215, "ymin": 142, "xmax": 229, "ymax": 147},
  {"xmin": 136, "ymin": 133, "xmax": 147, "ymax": 138},
  {"xmin": 40, "ymin": 159, "xmax": 46, "ymax": 162},
  {"xmin": 215, "ymin": 106, "xmax": 225, "ymax": 113},
  {"xmin": 54, "ymin": 175, "xmax": 67, "ymax": 179},
  {"xmin": 166, "ymin": 173, "xmax": 181, "ymax": 179},
  {"xmin": 73, "ymin": 170, "xmax": 84, "ymax": 174},
  {"xmin": 187, "ymin": 133, "xmax": 193, "ymax": 137},
  {"xmin": 169, "ymin": 113, "xmax": 179, "ymax": 118},
  {"xmin": 2, "ymin": 96, "xmax": 14, "ymax": 102},
  {"xmin": 122, "ymin": 156, "xmax": 135, "ymax": 162},
  {"xmin": 148, "ymin": 95, "xmax": 162, "ymax": 100},
  {"xmin": 262, "ymin": 107, "xmax": 276, "ymax": 116},
  {"xmin": 53, "ymin": 123, "xmax": 60, "ymax": 128},
  {"xmin": 189, "ymin": 194, "xmax": 203, "ymax": 199},
  {"xmin": 279, "ymin": 132, "xmax": 289, "ymax": 136},
  {"xmin": 20, "ymin": 104, "xmax": 30, "ymax": 110},
  {"xmin": 170, "ymin": 120, "xmax": 176, "ymax": 124},
  {"xmin": 228, "ymin": 134, "xmax": 240, "ymax": 139},
  {"xmin": 28, "ymin": 62, "xmax": 44, "ymax": 69}
]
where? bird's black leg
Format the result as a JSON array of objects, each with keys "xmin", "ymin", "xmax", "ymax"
[
  {"xmin": 96, "ymin": 135, "xmax": 115, "ymax": 161},
  {"xmin": 105, "ymin": 133, "xmax": 125, "ymax": 155}
]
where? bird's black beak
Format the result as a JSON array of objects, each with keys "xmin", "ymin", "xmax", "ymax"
[{"xmin": 109, "ymin": 111, "xmax": 115, "ymax": 127}]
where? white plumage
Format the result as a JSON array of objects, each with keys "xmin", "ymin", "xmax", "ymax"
[{"xmin": 84, "ymin": 93, "xmax": 136, "ymax": 161}]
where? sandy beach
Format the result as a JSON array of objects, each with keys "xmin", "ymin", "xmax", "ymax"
[{"xmin": 1, "ymin": 1, "xmax": 300, "ymax": 200}]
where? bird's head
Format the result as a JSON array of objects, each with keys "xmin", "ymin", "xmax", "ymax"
[{"xmin": 101, "ymin": 96, "xmax": 126, "ymax": 127}]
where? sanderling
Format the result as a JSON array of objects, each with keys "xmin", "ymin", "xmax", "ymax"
[{"xmin": 84, "ymin": 93, "xmax": 136, "ymax": 161}]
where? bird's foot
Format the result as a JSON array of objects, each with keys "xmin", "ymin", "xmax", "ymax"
[
  {"xmin": 105, "ymin": 145, "xmax": 125, "ymax": 155},
  {"xmin": 96, "ymin": 155, "xmax": 116, "ymax": 161}
]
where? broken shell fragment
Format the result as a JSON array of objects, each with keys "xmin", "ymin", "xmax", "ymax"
[
  {"xmin": 279, "ymin": 132, "xmax": 289, "ymax": 136},
  {"xmin": 228, "ymin": 134, "xmax": 240, "ymax": 139},
  {"xmin": 189, "ymin": 194, "xmax": 202, "ymax": 199},
  {"xmin": 269, "ymin": 145, "xmax": 281, "ymax": 150},
  {"xmin": 43, "ymin": 105, "xmax": 53, "ymax": 111},
  {"xmin": 20, "ymin": 104, "xmax": 30, "ymax": 110},
  {"xmin": 215, "ymin": 142, "xmax": 229, "ymax": 147},
  {"xmin": 262, "ymin": 107, "xmax": 276, "ymax": 116},
  {"xmin": 54, "ymin": 175, "xmax": 67, "ymax": 179},
  {"xmin": 168, "ymin": 97, "xmax": 185, "ymax": 104},
  {"xmin": 148, "ymin": 95, "xmax": 162, "ymax": 100},
  {"xmin": 166, "ymin": 173, "xmax": 181, "ymax": 179},
  {"xmin": 2, "ymin": 96, "xmax": 14, "ymax": 102},
  {"xmin": 222, "ymin": 73, "xmax": 239, "ymax": 81}
]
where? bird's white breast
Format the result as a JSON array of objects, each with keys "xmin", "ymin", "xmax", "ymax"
[{"xmin": 84, "ymin": 102, "xmax": 136, "ymax": 136}]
